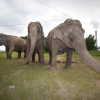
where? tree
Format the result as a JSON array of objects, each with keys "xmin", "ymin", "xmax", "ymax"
[
  {"xmin": 44, "ymin": 37, "xmax": 48, "ymax": 52},
  {"xmin": 85, "ymin": 35, "xmax": 97, "ymax": 51},
  {"xmin": 20, "ymin": 36, "xmax": 27, "ymax": 40}
]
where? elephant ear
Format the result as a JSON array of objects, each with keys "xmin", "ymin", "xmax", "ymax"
[
  {"xmin": 54, "ymin": 30, "xmax": 64, "ymax": 43},
  {"xmin": 53, "ymin": 30, "xmax": 73, "ymax": 49},
  {"xmin": 63, "ymin": 32, "xmax": 73, "ymax": 49},
  {"xmin": 36, "ymin": 21, "xmax": 44, "ymax": 41}
]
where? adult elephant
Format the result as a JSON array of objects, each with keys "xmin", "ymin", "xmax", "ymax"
[
  {"xmin": 46, "ymin": 19, "xmax": 100, "ymax": 73},
  {"xmin": 24, "ymin": 21, "xmax": 44, "ymax": 65},
  {"xmin": 0, "ymin": 33, "xmax": 26, "ymax": 59}
]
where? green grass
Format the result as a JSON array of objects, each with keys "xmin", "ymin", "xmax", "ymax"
[
  {"xmin": 0, "ymin": 51, "xmax": 100, "ymax": 100},
  {"xmin": 89, "ymin": 51, "xmax": 100, "ymax": 57}
]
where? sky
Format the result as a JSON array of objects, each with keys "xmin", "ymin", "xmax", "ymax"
[{"xmin": 0, "ymin": 0, "xmax": 100, "ymax": 51}]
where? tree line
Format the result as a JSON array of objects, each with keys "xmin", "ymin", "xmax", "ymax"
[{"xmin": 21, "ymin": 34, "xmax": 98, "ymax": 52}]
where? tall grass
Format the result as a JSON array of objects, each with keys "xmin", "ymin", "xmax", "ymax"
[{"xmin": 0, "ymin": 51, "xmax": 100, "ymax": 100}]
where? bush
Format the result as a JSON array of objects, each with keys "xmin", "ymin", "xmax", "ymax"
[
  {"xmin": 44, "ymin": 37, "xmax": 48, "ymax": 53},
  {"xmin": 85, "ymin": 35, "xmax": 97, "ymax": 51}
]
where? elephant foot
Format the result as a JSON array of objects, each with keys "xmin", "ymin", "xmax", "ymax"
[
  {"xmin": 32, "ymin": 61, "xmax": 35, "ymax": 62},
  {"xmin": 49, "ymin": 66, "xmax": 58, "ymax": 70},
  {"xmin": 39, "ymin": 61, "xmax": 45, "ymax": 64},
  {"xmin": 38, "ymin": 60, "xmax": 45, "ymax": 63},
  {"xmin": 24, "ymin": 61, "xmax": 30, "ymax": 65},
  {"xmin": 40, "ymin": 62, "xmax": 45, "ymax": 66},
  {"xmin": 63, "ymin": 66, "xmax": 72, "ymax": 69},
  {"xmin": 6, "ymin": 58, "xmax": 12, "ymax": 60},
  {"xmin": 17, "ymin": 57, "xmax": 21, "ymax": 59}
]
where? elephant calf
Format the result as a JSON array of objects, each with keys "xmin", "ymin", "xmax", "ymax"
[{"xmin": 0, "ymin": 33, "xmax": 26, "ymax": 59}]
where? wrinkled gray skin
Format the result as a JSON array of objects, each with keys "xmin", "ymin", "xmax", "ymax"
[
  {"xmin": 0, "ymin": 33, "xmax": 26, "ymax": 59},
  {"xmin": 24, "ymin": 21, "xmax": 44, "ymax": 65},
  {"xmin": 46, "ymin": 19, "xmax": 100, "ymax": 73}
]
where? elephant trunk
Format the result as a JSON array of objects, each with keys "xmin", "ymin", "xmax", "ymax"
[
  {"xmin": 24, "ymin": 28, "xmax": 37, "ymax": 65},
  {"xmin": 25, "ymin": 40, "xmax": 36, "ymax": 64},
  {"xmin": 73, "ymin": 41, "xmax": 100, "ymax": 73}
]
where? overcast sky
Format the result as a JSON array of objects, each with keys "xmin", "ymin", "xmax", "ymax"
[{"xmin": 0, "ymin": 0, "xmax": 100, "ymax": 50}]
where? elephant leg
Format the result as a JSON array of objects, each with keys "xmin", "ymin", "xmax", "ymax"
[
  {"xmin": 50, "ymin": 49, "xmax": 58, "ymax": 69},
  {"xmin": 6, "ymin": 47, "xmax": 9, "ymax": 59},
  {"xmin": 38, "ymin": 49, "xmax": 44, "ymax": 63},
  {"xmin": 32, "ymin": 53, "xmax": 35, "ymax": 62},
  {"xmin": 17, "ymin": 52, "xmax": 21, "ymax": 59},
  {"xmin": 49, "ymin": 52, "xmax": 51, "ymax": 64},
  {"xmin": 37, "ymin": 52, "xmax": 40, "ymax": 63},
  {"xmin": 64, "ymin": 48, "xmax": 73, "ymax": 69},
  {"xmin": 23, "ymin": 51, "xmax": 26, "ymax": 58},
  {"xmin": 7, "ymin": 46, "xmax": 14, "ymax": 59}
]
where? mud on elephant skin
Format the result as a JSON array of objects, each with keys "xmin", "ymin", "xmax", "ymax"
[
  {"xmin": 0, "ymin": 33, "xmax": 26, "ymax": 59},
  {"xmin": 46, "ymin": 19, "xmax": 100, "ymax": 73},
  {"xmin": 24, "ymin": 21, "xmax": 44, "ymax": 65}
]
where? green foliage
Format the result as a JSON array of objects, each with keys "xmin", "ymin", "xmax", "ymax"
[
  {"xmin": 20, "ymin": 36, "xmax": 27, "ymax": 40},
  {"xmin": 44, "ymin": 37, "xmax": 48, "ymax": 53},
  {"xmin": 85, "ymin": 35, "xmax": 97, "ymax": 51},
  {"xmin": 89, "ymin": 51, "xmax": 100, "ymax": 57}
]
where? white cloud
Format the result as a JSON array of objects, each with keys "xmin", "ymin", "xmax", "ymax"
[{"xmin": 0, "ymin": 0, "xmax": 100, "ymax": 51}]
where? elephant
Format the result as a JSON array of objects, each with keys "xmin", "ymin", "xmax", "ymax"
[
  {"xmin": 24, "ymin": 21, "xmax": 44, "ymax": 65},
  {"xmin": 0, "ymin": 33, "xmax": 26, "ymax": 59},
  {"xmin": 46, "ymin": 19, "xmax": 100, "ymax": 73}
]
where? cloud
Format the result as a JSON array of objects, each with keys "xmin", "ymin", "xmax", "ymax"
[{"xmin": 0, "ymin": 0, "xmax": 100, "ymax": 51}]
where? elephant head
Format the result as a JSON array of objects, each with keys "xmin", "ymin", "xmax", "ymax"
[
  {"xmin": 36, "ymin": 21, "xmax": 44, "ymax": 41},
  {"xmin": 0, "ymin": 33, "xmax": 9, "ymax": 46},
  {"xmin": 25, "ymin": 21, "xmax": 44, "ymax": 64},
  {"xmin": 54, "ymin": 19, "xmax": 100, "ymax": 73}
]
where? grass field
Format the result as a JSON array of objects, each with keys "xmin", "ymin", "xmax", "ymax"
[{"xmin": 0, "ymin": 51, "xmax": 100, "ymax": 100}]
